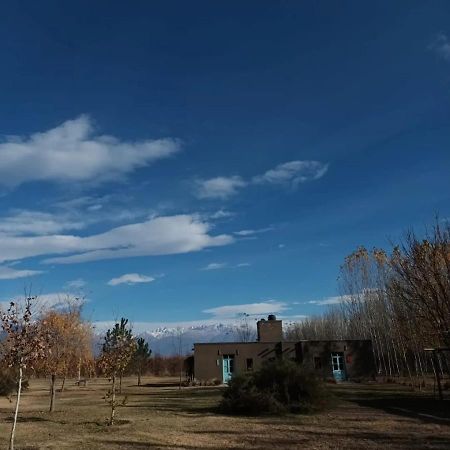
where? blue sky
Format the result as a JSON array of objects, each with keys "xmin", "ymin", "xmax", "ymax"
[{"xmin": 0, "ymin": 1, "xmax": 449, "ymax": 329}]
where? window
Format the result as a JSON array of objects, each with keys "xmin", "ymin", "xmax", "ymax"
[
  {"xmin": 246, "ymin": 358, "xmax": 253, "ymax": 371},
  {"xmin": 314, "ymin": 357, "xmax": 322, "ymax": 370}
]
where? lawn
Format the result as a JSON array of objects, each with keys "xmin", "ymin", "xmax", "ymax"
[{"xmin": 0, "ymin": 377, "xmax": 449, "ymax": 449}]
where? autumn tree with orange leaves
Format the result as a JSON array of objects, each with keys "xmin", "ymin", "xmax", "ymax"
[{"xmin": 37, "ymin": 307, "xmax": 94, "ymax": 412}]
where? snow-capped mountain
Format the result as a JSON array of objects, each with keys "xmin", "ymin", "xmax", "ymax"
[
  {"xmin": 93, "ymin": 322, "xmax": 240, "ymax": 356},
  {"xmin": 139, "ymin": 323, "xmax": 237, "ymax": 355}
]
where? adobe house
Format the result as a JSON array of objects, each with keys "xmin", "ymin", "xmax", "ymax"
[{"xmin": 194, "ymin": 315, "xmax": 375, "ymax": 383}]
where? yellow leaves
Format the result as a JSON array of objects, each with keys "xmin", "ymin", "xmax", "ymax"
[{"xmin": 37, "ymin": 310, "xmax": 93, "ymax": 376}]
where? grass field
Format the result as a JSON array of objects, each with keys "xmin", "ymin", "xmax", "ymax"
[{"xmin": 0, "ymin": 377, "xmax": 449, "ymax": 449}]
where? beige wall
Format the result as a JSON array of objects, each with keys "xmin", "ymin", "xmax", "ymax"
[
  {"xmin": 194, "ymin": 339, "xmax": 374, "ymax": 382},
  {"xmin": 194, "ymin": 342, "xmax": 296, "ymax": 381}
]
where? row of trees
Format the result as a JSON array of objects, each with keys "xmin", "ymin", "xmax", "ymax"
[
  {"xmin": 286, "ymin": 220, "xmax": 450, "ymax": 381},
  {"xmin": 0, "ymin": 299, "xmax": 154, "ymax": 449}
]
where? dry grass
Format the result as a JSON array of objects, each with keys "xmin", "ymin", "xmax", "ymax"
[{"xmin": 0, "ymin": 376, "xmax": 449, "ymax": 450}]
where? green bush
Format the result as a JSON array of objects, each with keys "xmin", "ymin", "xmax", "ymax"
[
  {"xmin": 0, "ymin": 369, "xmax": 29, "ymax": 397},
  {"xmin": 219, "ymin": 359, "xmax": 328, "ymax": 415}
]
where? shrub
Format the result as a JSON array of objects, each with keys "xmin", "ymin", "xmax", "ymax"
[
  {"xmin": 219, "ymin": 359, "xmax": 328, "ymax": 415},
  {"xmin": 0, "ymin": 369, "xmax": 29, "ymax": 397}
]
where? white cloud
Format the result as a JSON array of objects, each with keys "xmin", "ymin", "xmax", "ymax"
[
  {"xmin": 429, "ymin": 32, "xmax": 450, "ymax": 61},
  {"xmin": 0, "ymin": 292, "xmax": 83, "ymax": 313},
  {"xmin": 43, "ymin": 215, "xmax": 233, "ymax": 264},
  {"xmin": 194, "ymin": 176, "xmax": 247, "ymax": 199},
  {"xmin": 202, "ymin": 262, "xmax": 250, "ymax": 271},
  {"xmin": 108, "ymin": 273, "xmax": 155, "ymax": 286},
  {"xmin": 202, "ymin": 262, "xmax": 228, "ymax": 271},
  {"xmin": 203, "ymin": 300, "xmax": 288, "ymax": 319},
  {"xmin": 0, "ymin": 115, "xmax": 181, "ymax": 187},
  {"xmin": 0, "ymin": 265, "xmax": 43, "ymax": 280},
  {"xmin": 210, "ymin": 209, "xmax": 235, "ymax": 219},
  {"xmin": 234, "ymin": 227, "xmax": 274, "ymax": 237},
  {"xmin": 87, "ymin": 204, "xmax": 103, "ymax": 211},
  {"xmin": 0, "ymin": 215, "xmax": 232, "ymax": 265},
  {"xmin": 308, "ymin": 295, "xmax": 350, "ymax": 306},
  {"xmin": 253, "ymin": 160, "xmax": 328, "ymax": 187},
  {"xmin": 65, "ymin": 278, "xmax": 86, "ymax": 289},
  {"xmin": 0, "ymin": 210, "xmax": 85, "ymax": 235},
  {"xmin": 194, "ymin": 160, "xmax": 328, "ymax": 200}
]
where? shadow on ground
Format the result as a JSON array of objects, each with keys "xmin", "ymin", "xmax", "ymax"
[{"xmin": 333, "ymin": 384, "xmax": 450, "ymax": 424}]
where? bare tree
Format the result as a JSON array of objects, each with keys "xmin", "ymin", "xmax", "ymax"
[
  {"xmin": 172, "ymin": 327, "xmax": 186, "ymax": 389},
  {"xmin": 234, "ymin": 313, "xmax": 256, "ymax": 342},
  {"xmin": 0, "ymin": 297, "xmax": 46, "ymax": 450}
]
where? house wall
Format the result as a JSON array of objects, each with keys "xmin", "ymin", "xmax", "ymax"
[
  {"xmin": 194, "ymin": 341, "xmax": 296, "ymax": 381},
  {"xmin": 194, "ymin": 339, "xmax": 375, "ymax": 382},
  {"xmin": 296, "ymin": 340, "xmax": 376, "ymax": 380}
]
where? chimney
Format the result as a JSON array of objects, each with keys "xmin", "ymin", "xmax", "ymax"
[{"xmin": 257, "ymin": 315, "xmax": 283, "ymax": 342}]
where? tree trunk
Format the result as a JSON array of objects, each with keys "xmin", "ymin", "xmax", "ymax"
[
  {"xmin": 49, "ymin": 374, "xmax": 56, "ymax": 412},
  {"xmin": 119, "ymin": 372, "xmax": 122, "ymax": 394},
  {"xmin": 137, "ymin": 369, "xmax": 141, "ymax": 387},
  {"xmin": 109, "ymin": 374, "xmax": 116, "ymax": 426},
  {"xmin": 77, "ymin": 358, "xmax": 81, "ymax": 385},
  {"xmin": 9, "ymin": 365, "xmax": 22, "ymax": 450},
  {"xmin": 61, "ymin": 376, "xmax": 66, "ymax": 392}
]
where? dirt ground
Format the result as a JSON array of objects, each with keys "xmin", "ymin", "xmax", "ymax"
[{"xmin": 0, "ymin": 376, "xmax": 449, "ymax": 450}]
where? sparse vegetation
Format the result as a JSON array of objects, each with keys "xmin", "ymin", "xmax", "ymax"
[{"xmin": 0, "ymin": 376, "xmax": 449, "ymax": 450}]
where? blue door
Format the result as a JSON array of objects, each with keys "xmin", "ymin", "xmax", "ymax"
[
  {"xmin": 222, "ymin": 355, "xmax": 234, "ymax": 383},
  {"xmin": 331, "ymin": 352, "xmax": 346, "ymax": 381}
]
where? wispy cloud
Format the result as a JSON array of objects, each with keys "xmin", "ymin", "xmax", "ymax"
[
  {"xmin": 210, "ymin": 209, "xmax": 235, "ymax": 219},
  {"xmin": 0, "ymin": 210, "xmax": 85, "ymax": 235},
  {"xmin": 0, "ymin": 292, "xmax": 84, "ymax": 313},
  {"xmin": 252, "ymin": 161, "xmax": 328, "ymax": 187},
  {"xmin": 65, "ymin": 278, "xmax": 86, "ymax": 289},
  {"xmin": 202, "ymin": 262, "xmax": 228, "ymax": 271},
  {"xmin": 429, "ymin": 32, "xmax": 450, "ymax": 61},
  {"xmin": 108, "ymin": 273, "xmax": 155, "ymax": 286},
  {"xmin": 0, "ymin": 115, "xmax": 181, "ymax": 188},
  {"xmin": 203, "ymin": 300, "xmax": 288, "ymax": 319},
  {"xmin": 308, "ymin": 295, "xmax": 349, "ymax": 306},
  {"xmin": 234, "ymin": 227, "xmax": 274, "ymax": 237},
  {"xmin": 0, "ymin": 214, "xmax": 233, "ymax": 265},
  {"xmin": 0, "ymin": 265, "xmax": 43, "ymax": 280},
  {"xmin": 202, "ymin": 262, "xmax": 251, "ymax": 271},
  {"xmin": 194, "ymin": 176, "xmax": 247, "ymax": 199},
  {"xmin": 194, "ymin": 160, "xmax": 328, "ymax": 200}
]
